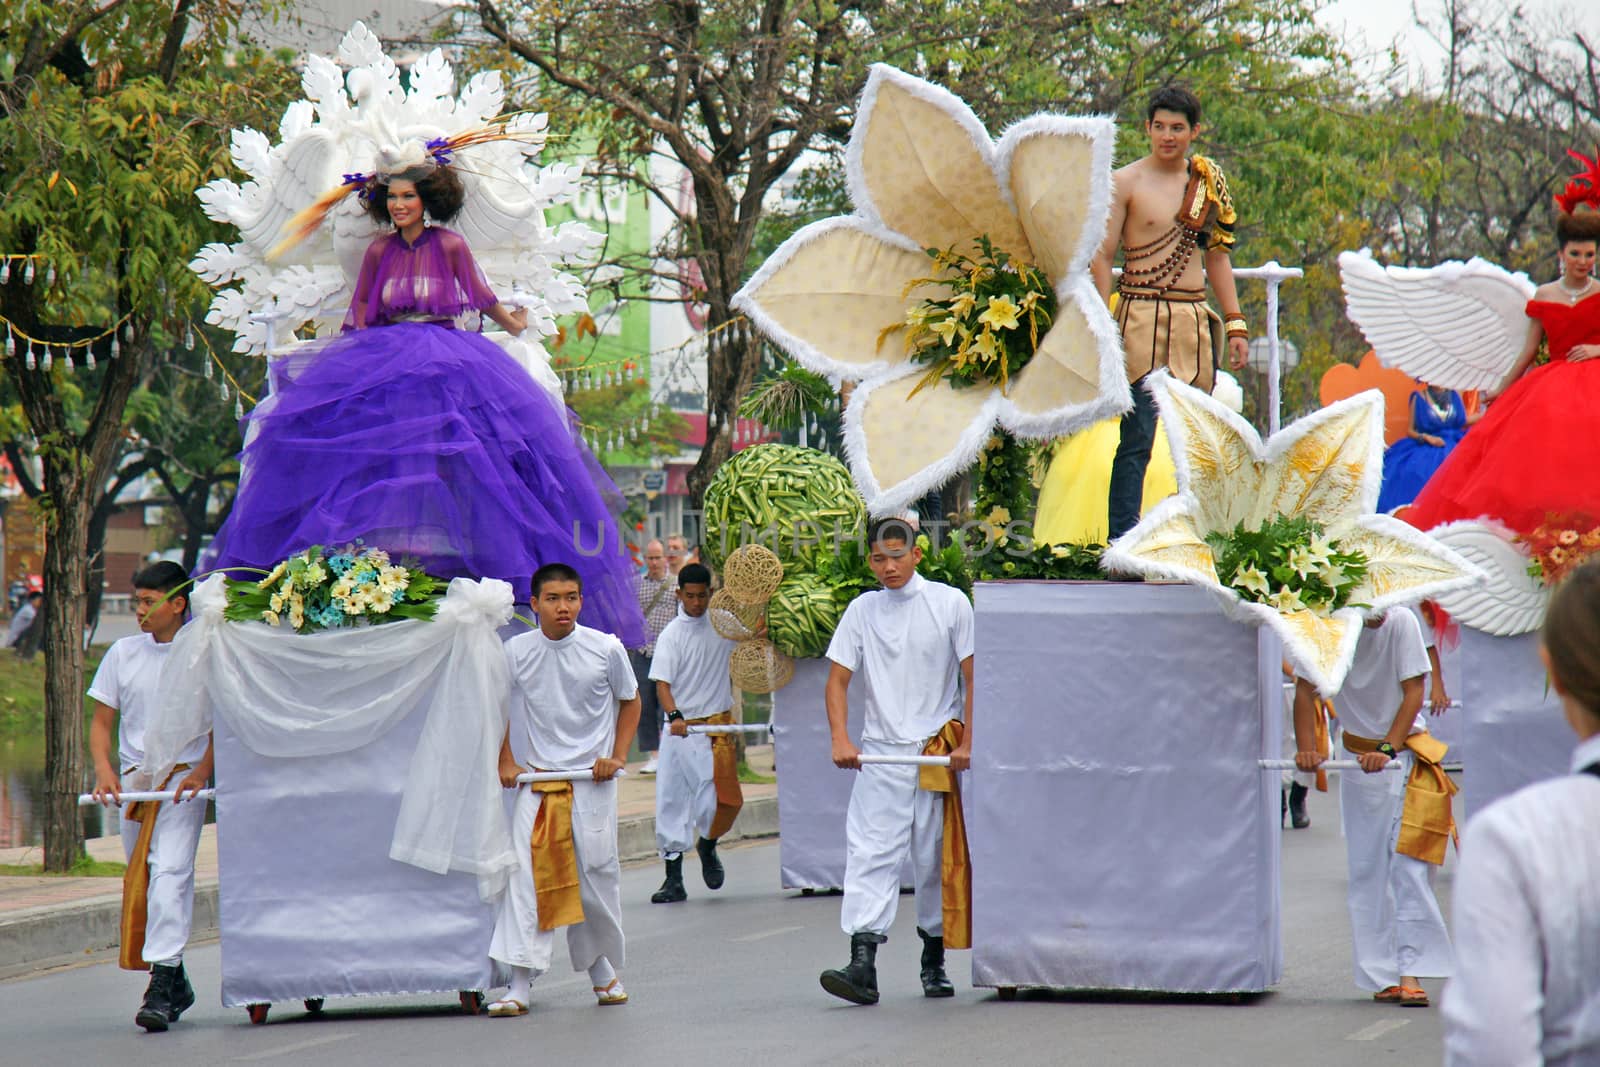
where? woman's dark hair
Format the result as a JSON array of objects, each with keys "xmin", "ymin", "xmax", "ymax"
[
  {"xmin": 1556, "ymin": 208, "xmax": 1600, "ymax": 247},
  {"xmin": 1544, "ymin": 559, "xmax": 1600, "ymax": 717},
  {"xmin": 364, "ymin": 165, "xmax": 466, "ymax": 227},
  {"xmin": 1147, "ymin": 85, "xmax": 1202, "ymax": 126}
]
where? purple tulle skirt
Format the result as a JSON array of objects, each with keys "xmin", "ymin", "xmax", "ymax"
[{"xmin": 210, "ymin": 322, "xmax": 646, "ymax": 647}]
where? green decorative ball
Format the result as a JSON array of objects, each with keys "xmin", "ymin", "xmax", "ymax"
[
  {"xmin": 766, "ymin": 572, "xmax": 845, "ymax": 659},
  {"xmin": 701, "ymin": 444, "xmax": 865, "ymax": 570}
]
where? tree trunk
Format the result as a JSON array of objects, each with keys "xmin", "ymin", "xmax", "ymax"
[
  {"xmin": 686, "ymin": 314, "xmax": 761, "ymax": 505},
  {"xmin": 41, "ymin": 498, "xmax": 91, "ymax": 871}
]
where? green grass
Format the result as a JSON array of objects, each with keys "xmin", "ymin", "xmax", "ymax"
[
  {"xmin": 0, "ymin": 645, "xmax": 106, "ymax": 740},
  {"xmin": 736, "ymin": 761, "xmax": 776, "ymax": 785},
  {"xmin": 0, "ymin": 855, "xmax": 126, "ymax": 877}
]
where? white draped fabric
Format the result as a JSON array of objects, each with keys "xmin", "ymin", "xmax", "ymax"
[{"xmin": 141, "ymin": 574, "xmax": 518, "ymax": 901}]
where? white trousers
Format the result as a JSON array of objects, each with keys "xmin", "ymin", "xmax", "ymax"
[
  {"xmin": 840, "ymin": 739, "xmax": 943, "ymax": 938},
  {"xmin": 1340, "ymin": 752, "xmax": 1453, "ymax": 990},
  {"xmin": 655, "ymin": 727, "xmax": 717, "ymax": 857},
  {"xmin": 489, "ymin": 779, "xmax": 625, "ymax": 975},
  {"xmin": 118, "ymin": 790, "xmax": 207, "ymax": 965}
]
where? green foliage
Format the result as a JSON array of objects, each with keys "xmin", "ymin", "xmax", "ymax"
[
  {"xmin": 738, "ymin": 363, "xmax": 836, "ymax": 432},
  {"xmin": 766, "ymin": 572, "xmax": 843, "ymax": 659},
  {"xmin": 700, "ymin": 444, "xmax": 865, "ymax": 570},
  {"xmin": 1205, "ymin": 515, "xmax": 1368, "ymax": 613}
]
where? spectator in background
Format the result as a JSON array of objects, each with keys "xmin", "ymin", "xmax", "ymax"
[
  {"xmin": 630, "ymin": 540, "xmax": 677, "ymax": 774},
  {"xmin": 665, "ymin": 535, "xmax": 690, "ymax": 578},
  {"xmin": 6, "ymin": 590, "xmax": 40, "ymax": 651},
  {"xmin": 10, "ymin": 591, "xmax": 44, "ymax": 660}
]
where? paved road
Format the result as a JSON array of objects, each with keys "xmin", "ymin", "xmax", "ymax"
[{"xmin": 0, "ymin": 787, "xmax": 1451, "ymax": 1066}]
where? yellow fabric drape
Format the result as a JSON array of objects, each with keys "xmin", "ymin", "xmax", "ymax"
[
  {"xmin": 119, "ymin": 764, "xmax": 189, "ymax": 971},
  {"xmin": 919, "ymin": 720, "xmax": 971, "ymax": 950},
  {"xmin": 528, "ymin": 778, "xmax": 585, "ymax": 931},
  {"xmin": 700, "ymin": 710, "xmax": 744, "ymax": 840},
  {"xmin": 1343, "ymin": 732, "xmax": 1459, "ymax": 865}
]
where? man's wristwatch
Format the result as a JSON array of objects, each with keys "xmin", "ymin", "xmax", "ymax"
[
  {"xmin": 667, "ymin": 710, "xmax": 685, "ymax": 724},
  {"xmin": 1375, "ymin": 742, "xmax": 1397, "ymax": 758}
]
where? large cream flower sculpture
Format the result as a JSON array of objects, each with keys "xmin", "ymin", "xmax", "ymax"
[
  {"xmin": 1102, "ymin": 375, "xmax": 1479, "ymax": 694},
  {"xmin": 734, "ymin": 65, "xmax": 1128, "ymax": 515}
]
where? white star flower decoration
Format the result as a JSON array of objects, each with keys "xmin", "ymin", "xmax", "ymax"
[
  {"xmin": 733, "ymin": 64, "xmax": 1129, "ymax": 515},
  {"xmin": 1102, "ymin": 374, "xmax": 1480, "ymax": 694}
]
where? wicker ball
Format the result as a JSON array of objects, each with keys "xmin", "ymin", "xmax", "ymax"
[
  {"xmin": 701, "ymin": 444, "xmax": 865, "ymax": 570},
  {"xmin": 766, "ymin": 572, "xmax": 844, "ymax": 659},
  {"xmin": 709, "ymin": 588, "xmax": 765, "ymax": 641},
  {"xmin": 722, "ymin": 544, "xmax": 784, "ymax": 606},
  {"xmin": 729, "ymin": 638, "xmax": 795, "ymax": 694}
]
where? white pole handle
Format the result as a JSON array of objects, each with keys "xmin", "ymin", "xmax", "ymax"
[
  {"xmin": 1258, "ymin": 760, "xmax": 1401, "ymax": 771},
  {"xmin": 77, "ymin": 789, "xmax": 216, "ymax": 806},
  {"xmin": 856, "ymin": 754, "xmax": 950, "ymax": 767},
  {"xmin": 687, "ymin": 723, "xmax": 772, "ymax": 735},
  {"xmin": 514, "ymin": 768, "xmax": 628, "ymax": 784}
]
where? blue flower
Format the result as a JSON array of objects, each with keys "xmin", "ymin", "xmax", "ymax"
[{"xmin": 328, "ymin": 554, "xmax": 355, "ymax": 577}]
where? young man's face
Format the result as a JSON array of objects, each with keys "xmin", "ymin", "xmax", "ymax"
[
  {"xmin": 134, "ymin": 587, "xmax": 185, "ymax": 639},
  {"xmin": 867, "ymin": 537, "xmax": 922, "ymax": 590},
  {"xmin": 1146, "ymin": 108, "xmax": 1198, "ymax": 163},
  {"xmin": 678, "ymin": 582, "xmax": 711, "ymax": 618},
  {"xmin": 536, "ymin": 579, "xmax": 583, "ymax": 637}
]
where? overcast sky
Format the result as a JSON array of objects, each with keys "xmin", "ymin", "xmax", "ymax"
[{"xmin": 1316, "ymin": 0, "xmax": 1600, "ymax": 86}]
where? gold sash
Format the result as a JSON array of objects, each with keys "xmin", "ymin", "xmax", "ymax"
[
  {"xmin": 1311, "ymin": 698, "xmax": 1332, "ymax": 792},
  {"xmin": 919, "ymin": 720, "xmax": 972, "ymax": 950},
  {"xmin": 119, "ymin": 764, "xmax": 189, "ymax": 971},
  {"xmin": 528, "ymin": 778, "xmax": 585, "ymax": 931},
  {"xmin": 1343, "ymin": 732, "xmax": 1458, "ymax": 865},
  {"xmin": 698, "ymin": 710, "xmax": 744, "ymax": 840}
]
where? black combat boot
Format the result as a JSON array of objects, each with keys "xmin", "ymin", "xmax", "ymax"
[
  {"xmin": 167, "ymin": 960, "xmax": 196, "ymax": 1020},
  {"xmin": 136, "ymin": 963, "xmax": 180, "ymax": 1032},
  {"xmin": 819, "ymin": 932, "xmax": 883, "ymax": 1005},
  {"xmin": 918, "ymin": 927, "xmax": 955, "ymax": 997},
  {"xmin": 1288, "ymin": 782, "xmax": 1311, "ymax": 829},
  {"xmin": 650, "ymin": 855, "xmax": 687, "ymax": 903},
  {"xmin": 695, "ymin": 836, "xmax": 725, "ymax": 890}
]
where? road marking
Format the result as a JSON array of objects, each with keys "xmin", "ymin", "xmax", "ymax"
[
  {"xmin": 233, "ymin": 1033, "xmax": 356, "ymax": 1061},
  {"xmin": 1345, "ymin": 1018, "xmax": 1411, "ymax": 1041},
  {"xmin": 730, "ymin": 924, "xmax": 804, "ymax": 943}
]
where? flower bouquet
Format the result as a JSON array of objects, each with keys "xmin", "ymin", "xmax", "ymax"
[
  {"xmin": 1207, "ymin": 516, "xmax": 1370, "ymax": 614},
  {"xmin": 882, "ymin": 235, "xmax": 1055, "ymax": 397},
  {"xmin": 223, "ymin": 544, "xmax": 446, "ymax": 633},
  {"xmin": 1518, "ymin": 513, "xmax": 1600, "ymax": 587}
]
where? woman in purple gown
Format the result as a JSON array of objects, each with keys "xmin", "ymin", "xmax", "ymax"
[{"xmin": 211, "ymin": 163, "xmax": 645, "ymax": 646}]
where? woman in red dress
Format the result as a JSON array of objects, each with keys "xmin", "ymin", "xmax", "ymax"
[{"xmin": 1405, "ymin": 189, "xmax": 1600, "ymax": 537}]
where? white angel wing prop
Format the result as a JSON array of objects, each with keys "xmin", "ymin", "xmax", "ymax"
[
  {"xmin": 1338, "ymin": 250, "xmax": 1535, "ymax": 391},
  {"xmin": 1427, "ymin": 520, "xmax": 1549, "ymax": 636}
]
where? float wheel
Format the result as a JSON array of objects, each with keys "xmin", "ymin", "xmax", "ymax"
[
  {"xmin": 247, "ymin": 1003, "xmax": 270, "ymax": 1025},
  {"xmin": 304, "ymin": 998, "xmax": 324, "ymax": 1014},
  {"xmin": 997, "ymin": 987, "xmax": 1018, "ymax": 1002},
  {"xmin": 459, "ymin": 990, "xmax": 485, "ymax": 1015}
]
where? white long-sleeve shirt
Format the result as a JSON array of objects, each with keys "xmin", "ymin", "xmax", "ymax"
[{"xmin": 1442, "ymin": 732, "xmax": 1600, "ymax": 1066}]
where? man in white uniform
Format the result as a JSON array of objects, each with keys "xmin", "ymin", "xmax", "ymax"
[
  {"xmin": 88, "ymin": 562, "xmax": 212, "ymax": 1032},
  {"xmin": 489, "ymin": 563, "xmax": 641, "ymax": 1016},
  {"xmin": 649, "ymin": 563, "xmax": 741, "ymax": 903},
  {"xmin": 819, "ymin": 518, "xmax": 974, "ymax": 1005},
  {"xmin": 1294, "ymin": 608, "xmax": 1453, "ymax": 1007}
]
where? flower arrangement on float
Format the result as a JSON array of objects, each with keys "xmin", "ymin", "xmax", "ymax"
[
  {"xmin": 1518, "ymin": 513, "xmax": 1600, "ymax": 587},
  {"xmin": 223, "ymin": 544, "xmax": 445, "ymax": 632}
]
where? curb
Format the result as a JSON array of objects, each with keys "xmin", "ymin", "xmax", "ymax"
[{"xmin": 0, "ymin": 795, "xmax": 778, "ymax": 978}]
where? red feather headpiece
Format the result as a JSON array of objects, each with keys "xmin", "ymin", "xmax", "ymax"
[{"xmin": 1554, "ymin": 147, "xmax": 1600, "ymax": 215}]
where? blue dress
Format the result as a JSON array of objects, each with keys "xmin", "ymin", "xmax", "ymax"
[{"xmin": 1377, "ymin": 390, "xmax": 1467, "ymax": 513}]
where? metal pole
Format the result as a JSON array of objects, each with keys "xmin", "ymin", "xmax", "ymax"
[
  {"xmin": 687, "ymin": 724, "xmax": 773, "ymax": 735},
  {"xmin": 514, "ymin": 768, "xmax": 628, "ymax": 784},
  {"xmin": 855, "ymin": 754, "xmax": 951, "ymax": 767}
]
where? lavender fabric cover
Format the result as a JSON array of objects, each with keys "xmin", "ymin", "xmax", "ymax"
[
  {"xmin": 970, "ymin": 581, "xmax": 1282, "ymax": 993},
  {"xmin": 210, "ymin": 228, "xmax": 645, "ymax": 647}
]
